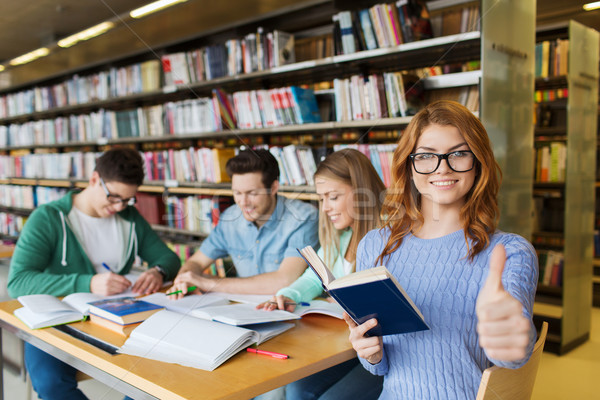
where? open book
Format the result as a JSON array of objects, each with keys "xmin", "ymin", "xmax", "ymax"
[
  {"xmin": 119, "ymin": 310, "xmax": 294, "ymax": 371},
  {"xmin": 14, "ymin": 293, "xmax": 104, "ymax": 329},
  {"xmin": 191, "ymin": 303, "xmax": 300, "ymax": 326},
  {"xmin": 14, "ymin": 273, "xmax": 150, "ymax": 330},
  {"xmin": 297, "ymin": 245, "xmax": 429, "ymax": 336},
  {"xmin": 292, "ymin": 300, "xmax": 344, "ymax": 319},
  {"xmin": 140, "ymin": 292, "xmax": 230, "ymax": 314}
]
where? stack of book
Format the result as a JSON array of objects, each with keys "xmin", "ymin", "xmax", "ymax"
[{"xmin": 87, "ymin": 297, "xmax": 164, "ymax": 337}]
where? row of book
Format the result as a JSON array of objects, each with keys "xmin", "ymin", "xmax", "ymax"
[
  {"xmin": 0, "ymin": 27, "xmax": 293, "ymax": 119},
  {"xmin": 332, "ymin": 1, "xmax": 479, "ymax": 55},
  {"xmin": 537, "ymin": 250, "xmax": 564, "ymax": 288},
  {"xmin": 535, "ymin": 39, "xmax": 569, "ymax": 78},
  {"xmin": 412, "ymin": 60, "xmax": 481, "ymax": 79},
  {"xmin": 161, "ymin": 195, "xmax": 219, "ymax": 237},
  {"xmin": 531, "ymin": 233, "xmax": 564, "ymax": 248},
  {"xmin": 228, "ymin": 86, "xmax": 321, "ymax": 130},
  {"xmin": 0, "ymin": 212, "xmax": 26, "ymax": 237},
  {"xmin": 534, "ymin": 88, "xmax": 568, "ymax": 104},
  {"xmin": 0, "ymin": 151, "xmax": 98, "ymax": 180},
  {"xmin": 0, "ymin": 142, "xmax": 402, "ymax": 188},
  {"xmin": 0, "ymin": 2, "xmax": 484, "ymax": 121},
  {"xmin": 0, "ymin": 60, "xmax": 161, "ymax": 118},
  {"xmin": 0, "ymin": 102, "xmax": 211, "ymax": 147},
  {"xmin": 162, "ymin": 29, "xmax": 294, "ymax": 86},
  {"xmin": 334, "ymin": 72, "xmax": 409, "ymax": 121},
  {"xmin": 0, "ymin": 85, "xmax": 320, "ymax": 147},
  {"xmin": 269, "ymin": 145, "xmax": 318, "ymax": 186},
  {"xmin": 535, "ymin": 142, "xmax": 566, "ymax": 183},
  {"xmin": 333, "ymin": 143, "xmax": 395, "ymax": 187},
  {"xmin": 141, "ymin": 144, "xmax": 320, "ymax": 187},
  {"xmin": 426, "ymin": 85, "xmax": 480, "ymax": 113},
  {"xmin": 142, "ymin": 148, "xmax": 234, "ymax": 183},
  {"xmin": 0, "ymin": 185, "xmax": 67, "ymax": 210}
]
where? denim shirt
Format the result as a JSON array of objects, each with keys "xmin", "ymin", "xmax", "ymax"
[{"xmin": 199, "ymin": 196, "xmax": 319, "ymax": 277}]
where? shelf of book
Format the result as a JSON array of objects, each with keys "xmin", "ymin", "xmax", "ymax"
[
  {"xmin": 532, "ymin": 21, "xmax": 598, "ymax": 354},
  {"xmin": 0, "ymin": 32, "xmax": 480, "ymax": 126}
]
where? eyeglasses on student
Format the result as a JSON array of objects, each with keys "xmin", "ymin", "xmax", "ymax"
[
  {"xmin": 409, "ymin": 150, "xmax": 476, "ymax": 174},
  {"xmin": 99, "ymin": 177, "xmax": 137, "ymax": 206}
]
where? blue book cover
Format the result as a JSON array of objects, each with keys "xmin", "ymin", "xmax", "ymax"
[
  {"xmin": 289, "ymin": 86, "xmax": 321, "ymax": 124},
  {"xmin": 298, "ymin": 246, "xmax": 429, "ymax": 336},
  {"xmin": 88, "ymin": 297, "xmax": 164, "ymax": 325}
]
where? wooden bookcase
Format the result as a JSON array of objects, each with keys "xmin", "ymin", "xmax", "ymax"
[
  {"xmin": 0, "ymin": 0, "xmax": 535, "ymax": 260},
  {"xmin": 532, "ymin": 20, "xmax": 599, "ymax": 354}
]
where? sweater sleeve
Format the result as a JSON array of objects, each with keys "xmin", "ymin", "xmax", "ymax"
[
  {"xmin": 7, "ymin": 207, "xmax": 94, "ymax": 297},
  {"xmin": 354, "ymin": 230, "xmax": 390, "ymax": 374},
  {"xmin": 359, "ymin": 341, "xmax": 390, "ymax": 376},
  {"xmin": 133, "ymin": 210, "xmax": 181, "ymax": 280},
  {"xmin": 277, "ymin": 246, "xmax": 325, "ymax": 303},
  {"xmin": 486, "ymin": 234, "xmax": 539, "ymax": 369}
]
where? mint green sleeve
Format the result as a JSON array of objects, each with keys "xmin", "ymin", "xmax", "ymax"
[{"xmin": 276, "ymin": 247, "xmax": 326, "ymax": 303}]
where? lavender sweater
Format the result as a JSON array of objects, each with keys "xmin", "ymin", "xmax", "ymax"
[{"xmin": 357, "ymin": 229, "xmax": 538, "ymax": 400}]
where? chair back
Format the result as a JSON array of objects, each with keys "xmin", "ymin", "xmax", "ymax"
[{"xmin": 476, "ymin": 321, "xmax": 548, "ymax": 400}]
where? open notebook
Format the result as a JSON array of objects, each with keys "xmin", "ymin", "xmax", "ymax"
[{"xmin": 119, "ymin": 310, "xmax": 294, "ymax": 371}]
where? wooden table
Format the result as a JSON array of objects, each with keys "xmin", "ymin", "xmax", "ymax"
[{"xmin": 0, "ymin": 299, "xmax": 355, "ymax": 400}]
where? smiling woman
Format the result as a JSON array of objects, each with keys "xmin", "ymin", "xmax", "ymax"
[
  {"xmin": 262, "ymin": 148, "xmax": 386, "ymax": 400},
  {"xmin": 343, "ymin": 100, "xmax": 539, "ymax": 400}
]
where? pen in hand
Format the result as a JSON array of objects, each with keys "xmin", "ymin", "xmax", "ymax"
[
  {"xmin": 101, "ymin": 263, "xmax": 112, "ymax": 272},
  {"xmin": 166, "ymin": 286, "xmax": 198, "ymax": 296}
]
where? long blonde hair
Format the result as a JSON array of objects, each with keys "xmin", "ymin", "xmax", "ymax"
[
  {"xmin": 376, "ymin": 100, "xmax": 501, "ymax": 266},
  {"xmin": 315, "ymin": 148, "xmax": 386, "ymax": 269}
]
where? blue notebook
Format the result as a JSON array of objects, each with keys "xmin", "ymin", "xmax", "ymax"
[{"xmin": 297, "ymin": 246, "xmax": 429, "ymax": 336}]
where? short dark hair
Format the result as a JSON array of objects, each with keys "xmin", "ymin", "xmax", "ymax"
[
  {"xmin": 95, "ymin": 147, "xmax": 145, "ymax": 186},
  {"xmin": 225, "ymin": 149, "xmax": 279, "ymax": 188}
]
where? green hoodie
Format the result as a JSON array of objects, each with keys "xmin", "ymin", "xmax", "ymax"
[{"xmin": 7, "ymin": 190, "xmax": 180, "ymax": 298}]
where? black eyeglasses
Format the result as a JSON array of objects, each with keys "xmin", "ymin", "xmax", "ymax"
[
  {"xmin": 409, "ymin": 150, "xmax": 476, "ymax": 174},
  {"xmin": 99, "ymin": 177, "xmax": 137, "ymax": 206}
]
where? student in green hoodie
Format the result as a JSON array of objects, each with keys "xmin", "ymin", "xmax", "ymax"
[{"xmin": 8, "ymin": 147, "xmax": 180, "ymax": 400}]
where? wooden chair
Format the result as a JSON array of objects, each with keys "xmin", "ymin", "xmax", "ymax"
[{"xmin": 476, "ymin": 321, "xmax": 548, "ymax": 400}]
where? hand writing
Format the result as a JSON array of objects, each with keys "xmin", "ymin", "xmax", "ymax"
[
  {"xmin": 343, "ymin": 312, "xmax": 383, "ymax": 365},
  {"xmin": 90, "ymin": 272, "xmax": 131, "ymax": 296},
  {"xmin": 476, "ymin": 244, "xmax": 531, "ymax": 362}
]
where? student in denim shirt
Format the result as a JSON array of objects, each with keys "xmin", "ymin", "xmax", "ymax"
[{"xmin": 168, "ymin": 149, "xmax": 319, "ymax": 296}]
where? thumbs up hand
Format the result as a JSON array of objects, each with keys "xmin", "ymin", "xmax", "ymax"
[{"xmin": 476, "ymin": 244, "xmax": 531, "ymax": 362}]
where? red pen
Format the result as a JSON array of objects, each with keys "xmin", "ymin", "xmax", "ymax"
[{"xmin": 247, "ymin": 347, "xmax": 289, "ymax": 359}]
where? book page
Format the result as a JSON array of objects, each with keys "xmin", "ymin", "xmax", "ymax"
[
  {"xmin": 210, "ymin": 292, "xmax": 273, "ymax": 305},
  {"xmin": 14, "ymin": 307, "xmax": 84, "ymax": 330},
  {"xmin": 190, "ymin": 303, "xmax": 299, "ymax": 326},
  {"xmin": 62, "ymin": 293, "xmax": 105, "ymax": 314},
  {"xmin": 17, "ymin": 295, "xmax": 76, "ymax": 314},
  {"xmin": 298, "ymin": 246, "xmax": 335, "ymax": 287},
  {"xmin": 245, "ymin": 321, "xmax": 295, "ymax": 344},
  {"xmin": 120, "ymin": 310, "xmax": 256, "ymax": 370},
  {"xmin": 328, "ymin": 266, "xmax": 389, "ymax": 289},
  {"xmin": 293, "ymin": 300, "xmax": 344, "ymax": 319},
  {"xmin": 140, "ymin": 292, "xmax": 229, "ymax": 314}
]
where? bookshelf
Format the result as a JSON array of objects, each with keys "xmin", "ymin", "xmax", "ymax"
[
  {"xmin": 532, "ymin": 21, "xmax": 599, "ymax": 354},
  {"xmin": 0, "ymin": 1, "xmax": 534, "ymax": 251}
]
